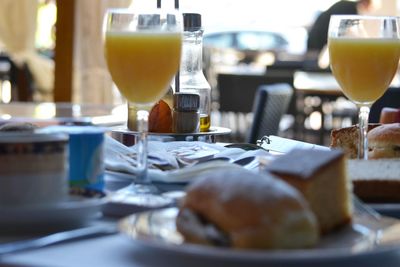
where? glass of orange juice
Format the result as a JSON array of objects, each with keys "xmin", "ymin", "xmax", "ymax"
[
  {"xmin": 328, "ymin": 15, "xmax": 400, "ymax": 159},
  {"xmin": 104, "ymin": 6, "xmax": 182, "ymax": 193}
]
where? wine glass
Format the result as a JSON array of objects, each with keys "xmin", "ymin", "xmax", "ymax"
[
  {"xmin": 328, "ymin": 15, "xmax": 400, "ymax": 159},
  {"xmin": 104, "ymin": 6, "xmax": 182, "ymax": 193}
]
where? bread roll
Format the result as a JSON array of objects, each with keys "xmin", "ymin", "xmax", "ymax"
[
  {"xmin": 176, "ymin": 168, "xmax": 319, "ymax": 249},
  {"xmin": 368, "ymin": 123, "xmax": 400, "ymax": 159}
]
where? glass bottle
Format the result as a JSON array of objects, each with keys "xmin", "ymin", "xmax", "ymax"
[{"xmin": 179, "ymin": 13, "xmax": 211, "ymax": 132}]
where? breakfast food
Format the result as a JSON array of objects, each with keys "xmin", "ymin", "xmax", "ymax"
[
  {"xmin": 176, "ymin": 168, "xmax": 319, "ymax": 249},
  {"xmin": 349, "ymin": 159, "xmax": 400, "ymax": 202},
  {"xmin": 380, "ymin": 107, "xmax": 400, "ymax": 124},
  {"xmin": 330, "ymin": 124, "xmax": 380, "ymax": 158},
  {"xmin": 265, "ymin": 149, "xmax": 352, "ymax": 234},
  {"xmin": 149, "ymin": 100, "xmax": 172, "ymax": 133},
  {"xmin": 368, "ymin": 123, "xmax": 400, "ymax": 159}
]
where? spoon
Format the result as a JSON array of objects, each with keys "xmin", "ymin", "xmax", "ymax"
[
  {"xmin": 233, "ymin": 156, "xmax": 256, "ymax": 166},
  {"xmin": 195, "ymin": 156, "xmax": 256, "ymax": 167},
  {"xmin": 0, "ymin": 225, "xmax": 117, "ymax": 256}
]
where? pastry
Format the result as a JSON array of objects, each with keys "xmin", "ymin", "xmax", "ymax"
[
  {"xmin": 265, "ymin": 149, "xmax": 352, "ymax": 234},
  {"xmin": 368, "ymin": 123, "xmax": 400, "ymax": 159},
  {"xmin": 176, "ymin": 168, "xmax": 319, "ymax": 249},
  {"xmin": 379, "ymin": 107, "xmax": 400, "ymax": 124}
]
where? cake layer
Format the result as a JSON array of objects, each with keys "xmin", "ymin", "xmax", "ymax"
[
  {"xmin": 349, "ymin": 159, "xmax": 400, "ymax": 202},
  {"xmin": 266, "ymin": 149, "xmax": 352, "ymax": 234}
]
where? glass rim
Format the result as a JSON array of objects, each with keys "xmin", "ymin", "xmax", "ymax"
[
  {"xmin": 105, "ymin": 7, "xmax": 134, "ymax": 14},
  {"xmin": 330, "ymin": 14, "xmax": 400, "ymax": 20},
  {"xmin": 105, "ymin": 7, "xmax": 180, "ymax": 14}
]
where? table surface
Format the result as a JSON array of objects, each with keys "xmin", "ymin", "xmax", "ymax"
[
  {"xmin": 1, "ymin": 102, "xmax": 400, "ymax": 266},
  {"xmin": 0, "ymin": 102, "xmax": 126, "ymax": 127},
  {"xmin": 293, "ymin": 71, "xmax": 342, "ymax": 96},
  {"xmin": 1, "ymin": 172, "xmax": 400, "ymax": 267},
  {"xmin": 294, "ymin": 71, "xmax": 400, "ymax": 96}
]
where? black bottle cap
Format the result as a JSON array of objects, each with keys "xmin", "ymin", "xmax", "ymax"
[
  {"xmin": 183, "ymin": 13, "xmax": 202, "ymax": 32},
  {"xmin": 173, "ymin": 93, "xmax": 200, "ymax": 112}
]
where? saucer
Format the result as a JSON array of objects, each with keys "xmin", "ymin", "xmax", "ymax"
[{"xmin": 0, "ymin": 196, "xmax": 105, "ymax": 229}]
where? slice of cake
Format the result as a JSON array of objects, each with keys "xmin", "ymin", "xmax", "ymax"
[
  {"xmin": 330, "ymin": 124, "xmax": 380, "ymax": 159},
  {"xmin": 265, "ymin": 149, "xmax": 352, "ymax": 234},
  {"xmin": 349, "ymin": 159, "xmax": 400, "ymax": 202}
]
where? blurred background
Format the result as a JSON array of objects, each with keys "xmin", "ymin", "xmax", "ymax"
[{"xmin": 0, "ymin": 0, "xmax": 397, "ymax": 145}]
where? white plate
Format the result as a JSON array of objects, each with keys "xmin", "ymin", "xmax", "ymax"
[
  {"xmin": 119, "ymin": 208, "xmax": 400, "ymax": 266},
  {"xmin": 0, "ymin": 196, "xmax": 105, "ymax": 228}
]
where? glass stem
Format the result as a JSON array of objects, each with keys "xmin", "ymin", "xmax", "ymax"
[
  {"xmin": 136, "ymin": 109, "xmax": 149, "ymax": 183},
  {"xmin": 358, "ymin": 105, "xmax": 370, "ymax": 160}
]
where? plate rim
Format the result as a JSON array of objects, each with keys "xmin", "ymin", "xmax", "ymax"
[
  {"xmin": 119, "ymin": 207, "xmax": 400, "ymax": 263},
  {"xmin": 0, "ymin": 196, "xmax": 105, "ymax": 225},
  {"xmin": 0, "ymin": 195, "xmax": 105, "ymax": 212}
]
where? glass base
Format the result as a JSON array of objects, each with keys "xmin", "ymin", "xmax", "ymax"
[
  {"xmin": 117, "ymin": 182, "xmax": 160, "ymax": 195},
  {"xmin": 105, "ymin": 183, "xmax": 173, "ymax": 217}
]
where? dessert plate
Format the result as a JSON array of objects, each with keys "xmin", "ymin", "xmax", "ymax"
[
  {"xmin": 119, "ymin": 207, "xmax": 400, "ymax": 266},
  {"xmin": 0, "ymin": 196, "xmax": 105, "ymax": 229}
]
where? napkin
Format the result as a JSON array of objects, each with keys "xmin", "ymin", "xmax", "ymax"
[
  {"xmin": 105, "ymin": 136, "xmax": 276, "ymax": 183},
  {"xmin": 105, "ymin": 136, "xmax": 236, "ymax": 183}
]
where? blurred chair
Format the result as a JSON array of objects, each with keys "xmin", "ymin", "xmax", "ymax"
[
  {"xmin": 218, "ymin": 73, "xmax": 270, "ymax": 113},
  {"xmin": 369, "ymin": 87, "xmax": 400, "ymax": 123},
  {"xmin": 216, "ymin": 73, "xmax": 296, "ymax": 142},
  {"xmin": 0, "ymin": 54, "xmax": 35, "ymax": 102},
  {"xmin": 247, "ymin": 83, "xmax": 293, "ymax": 144},
  {"xmin": 217, "ymin": 73, "xmax": 273, "ymax": 142},
  {"xmin": 10, "ymin": 61, "xmax": 35, "ymax": 102}
]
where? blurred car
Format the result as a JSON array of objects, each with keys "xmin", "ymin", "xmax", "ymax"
[
  {"xmin": 204, "ymin": 30, "xmax": 289, "ymax": 54},
  {"xmin": 203, "ymin": 30, "xmax": 290, "ymax": 67}
]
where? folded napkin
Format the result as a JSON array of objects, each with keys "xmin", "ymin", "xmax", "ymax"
[{"xmin": 105, "ymin": 136, "xmax": 273, "ymax": 183}]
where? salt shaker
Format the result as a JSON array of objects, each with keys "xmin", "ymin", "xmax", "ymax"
[{"xmin": 172, "ymin": 92, "xmax": 200, "ymax": 133}]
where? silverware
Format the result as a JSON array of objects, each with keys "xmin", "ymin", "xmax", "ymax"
[
  {"xmin": 192, "ymin": 156, "xmax": 256, "ymax": 167},
  {"xmin": 352, "ymin": 195, "xmax": 381, "ymax": 222},
  {"xmin": 0, "ymin": 224, "xmax": 117, "ymax": 256}
]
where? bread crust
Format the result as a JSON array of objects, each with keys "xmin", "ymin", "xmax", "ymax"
[{"xmin": 177, "ymin": 168, "xmax": 319, "ymax": 249}]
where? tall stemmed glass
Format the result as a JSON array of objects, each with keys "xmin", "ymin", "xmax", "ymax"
[
  {"xmin": 328, "ymin": 15, "xmax": 400, "ymax": 159},
  {"xmin": 104, "ymin": 7, "xmax": 182, "ymax": 193}
]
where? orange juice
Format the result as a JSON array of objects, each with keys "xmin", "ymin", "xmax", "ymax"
[
  {"xmin": 105, "ymin": 32, "xmax": 181, "ymax": 105},
  {"xmin": 329, "ymin": 38, "xmax": 400, "ymax": 104}
]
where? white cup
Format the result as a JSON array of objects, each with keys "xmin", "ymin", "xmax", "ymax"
[{"xmin": 0, "ymin": 132, "xmax": 69, "ymax": 206}]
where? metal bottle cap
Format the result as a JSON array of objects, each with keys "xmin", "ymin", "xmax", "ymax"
[
  {"xmin": 173, "ymin": 93, "xmax": 200, "ymax": 112},
  {"xmin": 183, "ymin": 13, "xmax": 202, "ymax": 31}
]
